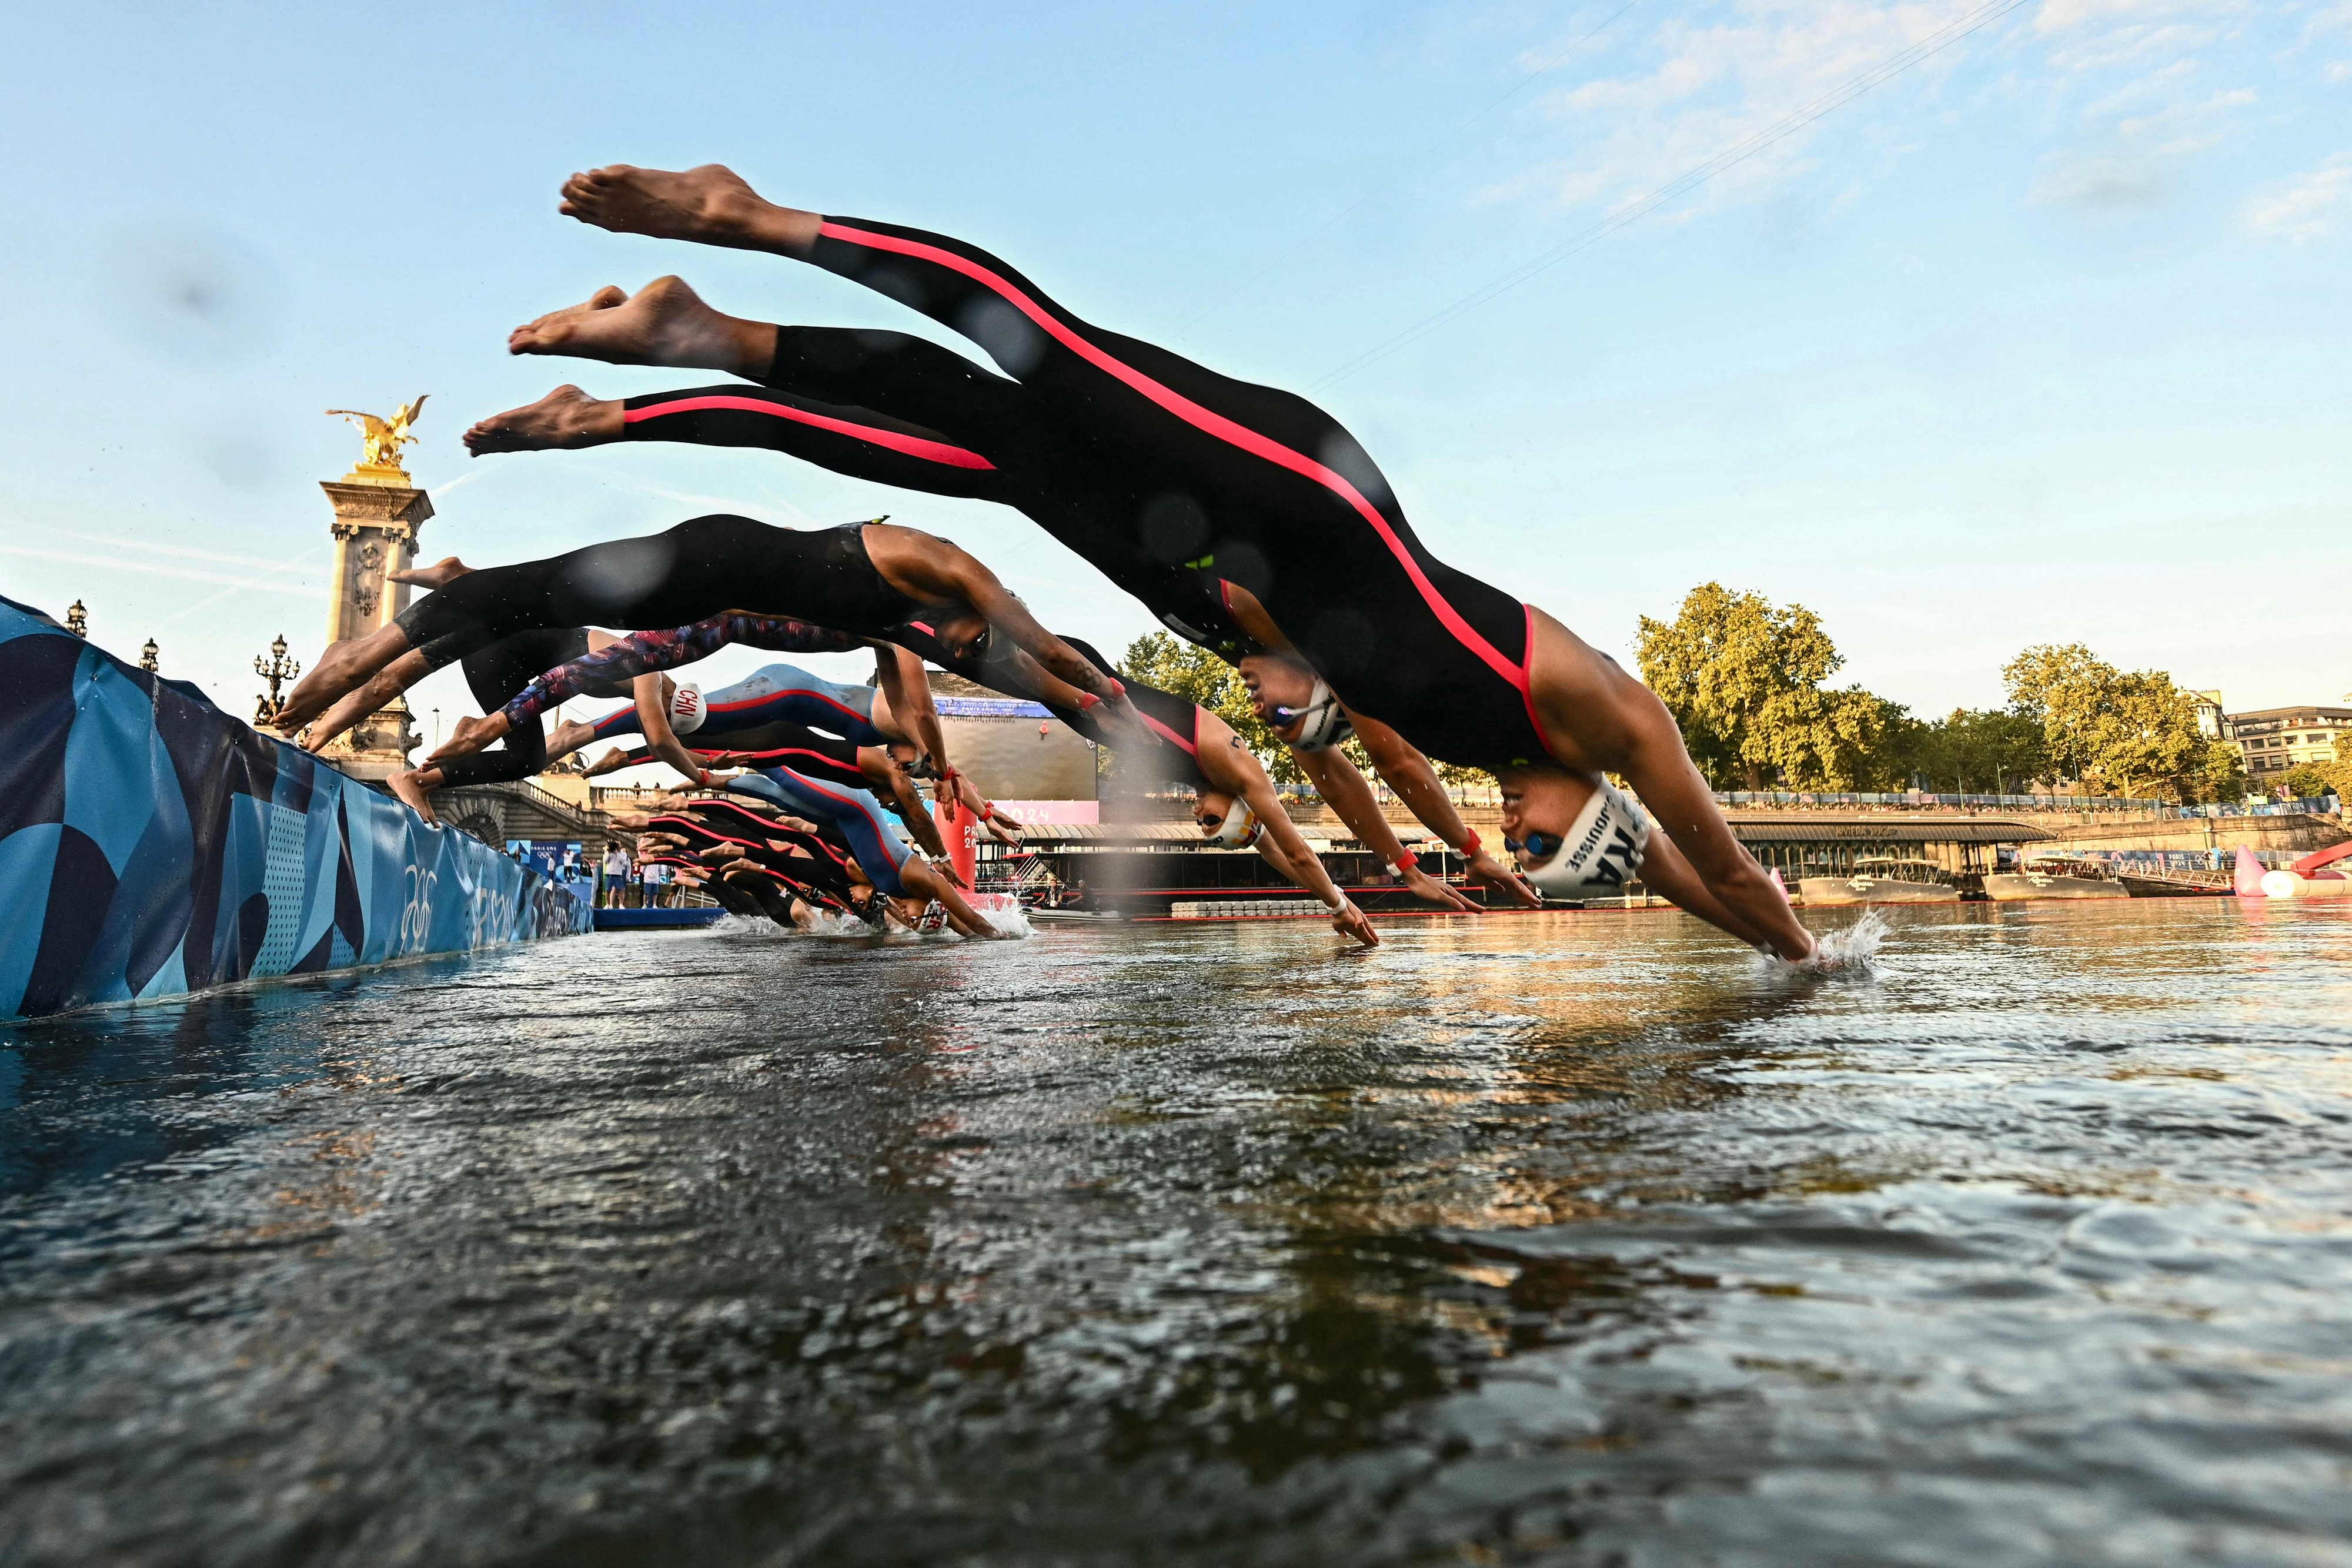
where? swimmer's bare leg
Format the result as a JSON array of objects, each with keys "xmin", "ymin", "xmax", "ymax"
[
  {"xmin": 272, "ymin": 623, "xmax": 415, "ymax": 732},
  {"xmin": 506, "ymin": 278, "xmax": 773, "ymax": 376},
  {"xmin": 429, "ymin": 710, "xmax": 512, "ymax": 763},
  {"xmin": 464, "ymin": 387, "xmax": 627, "ymax": 456},
  {"xmin": 303, "ymin": 648, "xmax": 433, "ymax": 753},
  {"xmin": 557, "ymin": 164, "xmax": 822, "ymax": 259}
]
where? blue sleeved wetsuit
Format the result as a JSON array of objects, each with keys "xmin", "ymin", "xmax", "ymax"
[
  {"xmin": 589, "ymin": 661, "xmax": 886, "ymax": 747},
  {"xmin": 727, "ymin": 767, "xmax": 921, "ymax": 898}
]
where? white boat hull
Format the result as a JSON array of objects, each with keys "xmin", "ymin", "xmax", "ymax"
[
  {"xmin": 1798, "ymin": 877, "xmax": 1960, "ymax": 907},
  {"xmin": 1983, "ymin": 873, "xmax": 2127, "ymax": 901}
]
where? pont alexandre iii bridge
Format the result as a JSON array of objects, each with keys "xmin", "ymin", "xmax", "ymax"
[{"xmin": 433, "ymin": 777, "xmax": 619, "ymax": 855}]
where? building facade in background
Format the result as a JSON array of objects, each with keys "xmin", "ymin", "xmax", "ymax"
[{"xmin": 2221, "ymin": 704, "xmax": 2351, "ymax": 780}]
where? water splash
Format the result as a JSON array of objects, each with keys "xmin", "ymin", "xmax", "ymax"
[
  {"xmin": 1756, "ymin": 907, "xmax": 1888, "ymax": 977},
  {"xmin": 1811, "ymin": 908, "xmax": 1889, "ymax": 974}
]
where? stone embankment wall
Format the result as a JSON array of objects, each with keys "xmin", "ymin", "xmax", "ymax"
[{"xmin": 2037, "ymin": 813, "xmax": 2344, "ymax": 855}]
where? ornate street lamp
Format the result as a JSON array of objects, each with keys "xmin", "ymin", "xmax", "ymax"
[
  {"xmin": 139, "ymin": 637, "xmax": 159, "ymax": 673},
  {"xmin": 65, "ymin": 600, "xmax": 87, "ymax": 638},
  {"xmin": 254, "ymin": 634, "xmax": 301, "ymax": 724}
]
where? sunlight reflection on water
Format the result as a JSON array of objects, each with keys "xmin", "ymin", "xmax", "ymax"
[{"xmin": 2, "ymin": 900, "xmax": 2348, "ymax": 1566}]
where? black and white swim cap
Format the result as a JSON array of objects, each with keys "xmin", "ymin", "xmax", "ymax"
[{"xmin": 1519, "ymin": 781, "xmax": 1650, "ymax": 900}]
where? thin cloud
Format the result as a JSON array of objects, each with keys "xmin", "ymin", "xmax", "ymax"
[
  {"xmin": 2243, "ymin": 150, "xmax": 2352, "ymax": 239},
  {"xmin": 2028, "ymin": 151, "xmax": 2176, "ymax": 208},
  {"xmin": 0, "ymin": 544, "xmax": 326, "ymax": 599},
  {"xmin": 1496, "ymin": 0, "xmax": 2006, "ymax": 222},
  {"xmin": 48, "ymin": 527, "xmax": 323, "ymax": 576}
]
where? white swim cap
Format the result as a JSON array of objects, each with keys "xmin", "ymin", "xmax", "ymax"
[
  {"xmin": 1205, "ymin": 800, "xmax": 1261, "ymax": 849},
  {"xmin": 669, "ymin": 681, "xmax": 706, "ymax": 735},
  {"xmin": 1516, "ymin": 781, "xmax": 1650, "ymax": 900},
  {"xmin": 1277, "ymin": 678, "xmax": 1354, "ymax": 753}
]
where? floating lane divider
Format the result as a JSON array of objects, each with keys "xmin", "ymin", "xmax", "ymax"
[{"xmin": 0, "ymin": 595, "xmax": 589, "ymax": 1022}]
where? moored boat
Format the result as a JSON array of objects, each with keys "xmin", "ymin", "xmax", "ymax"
[
  {"xmin": 1797, "ymin": 857, "xmax": 1962, "ymax": 906},
  {"xmin": 1983, "ymin": 855, "xmax": 2130, "ymax": 901}
]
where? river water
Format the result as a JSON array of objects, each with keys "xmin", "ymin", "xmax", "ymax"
[{"xmin": 4, "ymin": 901, "xmax": 2349, "ymax": 1566}]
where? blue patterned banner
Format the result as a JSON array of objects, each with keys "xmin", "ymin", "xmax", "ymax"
[{"xmin": 0, "ymin": 595, "xmax": 589, "ymax": 1021}]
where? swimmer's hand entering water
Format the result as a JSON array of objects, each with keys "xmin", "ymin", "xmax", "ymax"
[
  {"xmin": 1331, "ymin": 895, "xmax": 1379, "ymax": 950},
  {"xmin": 1462, "ymin": 842, "xmax": 1542, "ymax": 910}
]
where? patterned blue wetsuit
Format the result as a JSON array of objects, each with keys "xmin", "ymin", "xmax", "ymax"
[
  {"xmin": 728, "ymin": 767, "xmax": 921, "ymax": 898},
  {"xmin": 589, "ymin": 662, "xmax": 885, "ymax": 746},
  {"xmin": 497, "ymin": 613, "xmax": 864, "ymax": 732}
]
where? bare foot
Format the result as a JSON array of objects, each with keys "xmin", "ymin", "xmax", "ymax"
[
  {"xmin": 387, "ymin": 768, "xmax": 440, "ymax": 825},
  {"xmin": 584, "ymin": 745, "xmax": 637, "ymax": 778},
  {"xmin": 556, "ymin": 163, "xmax": 812, "ymax": 253},
  {"xmin": 387, "ymin": 556, "xmax": 472, "ymax": 590},
  {"xmin": 465, "ymin": 386, "xmax": 624, "ymax": 456},
  {"xmin": 506, "ymin": 276, "xmax": 756, "ymax": 372}
]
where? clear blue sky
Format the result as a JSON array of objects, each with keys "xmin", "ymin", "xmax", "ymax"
[{"xmin": 3, "ymin": 0, "xmax": 2344, "ymax": 754}]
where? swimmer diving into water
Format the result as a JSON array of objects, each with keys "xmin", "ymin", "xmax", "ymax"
[
  {"xmin": 456, "ymin": 613, "xmax": 1382, "ymax": 947},
  {"xmin": 498, "ymin": 162, "xmax": 1816, "ymax": 960},
  {"xmin": 466, "ymin": 308, "xmax": 1530, "ymax": 911},
  {"xmin": 269, "ymin": 514, "xmax": 1141, "ymax": 758}
]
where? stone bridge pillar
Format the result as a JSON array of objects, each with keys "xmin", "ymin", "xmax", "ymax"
[{"xmin": 316, "ymin": 471, "xmax": 433, "ymax": 782}]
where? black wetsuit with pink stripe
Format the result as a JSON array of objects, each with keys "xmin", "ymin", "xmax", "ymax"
[
  {"xmin": 390, "ymin": 519, "xmax": 915, "ymax": 680},
  {"xmin": 648, "ymin": 808, "xmax": 855, "ymax": 910},
  {"xmin": 620, "ymin": 218, "xmax": 1556, "ymax": 770}
]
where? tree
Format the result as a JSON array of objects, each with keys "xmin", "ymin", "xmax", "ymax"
[
  {"xmin": 2001, "ymin": 643, "xmax": 2217, "ymax": 802},
  {"xmin": 1636, "ymin": 584, "xmax": 1889, "ymax": 791},
  {"xmin": 1914, "ymin": 707, "xmax": 2050, "ymax": 795}
]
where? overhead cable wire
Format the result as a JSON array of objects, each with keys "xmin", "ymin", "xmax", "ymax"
[
  {"xmin": 1178, "ymin": 1, "xmax": 1641, "ymax": 338},
  {"xmin": 1309, "ymin": 0, "xmax": 2036, "ymax": 390}
]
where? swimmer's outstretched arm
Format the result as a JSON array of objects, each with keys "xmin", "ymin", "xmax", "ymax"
[
  {"xmin": 868, "ymin": 644, "xmax": 951, "ymax": 783},
  {"xmin": 1345, "ymin": 716, "xmax": 1541, "ymax": 909},
  {"xmin": 898, "ymin": 855, "xmax": 1010, "ymax": 940},
  {"xmin": 1622, "ymin": 828, "xmax": 1787, "ymax": 952},
  {"xmin": 1529, "ymin": 619, "xmax": 1815, "ymax": 961},
  {"xmin": 860, "ymin": 524, "xmax": 1136, "ymax": 725},
  {"xmin": 857, "ymin": 750, "xmax": 952, "ymax": 861},
  {"xmin": 1288, "ymin": 746, "xmax": 1482, "ymax": 915},
  {"xmin": 1194, "ymin": 717, "xmax": 1377, "ymax": 948}
]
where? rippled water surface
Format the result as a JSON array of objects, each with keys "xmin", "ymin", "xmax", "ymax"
[{"xmin": 5, "ymin": 902, "xmax": 2352, "ymax": 1566}]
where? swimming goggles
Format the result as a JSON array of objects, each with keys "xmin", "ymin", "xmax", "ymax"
[{"xmin": 1505, "ymin": 832, "xmax": 1563, "ymax": 861}]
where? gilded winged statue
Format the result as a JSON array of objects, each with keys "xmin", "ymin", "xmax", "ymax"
[{"xmin": 326, "ymin": 394, "xmax": 429, "ymax": 471}]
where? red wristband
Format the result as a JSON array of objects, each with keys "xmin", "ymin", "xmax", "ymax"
[
  {"xmin": 1392, "ymin": 852, "xmax": 1419, "ymax": 875},
  {"xmin": 1459, "ymin": 830, "xmax": 1482, "ymax": 857}
]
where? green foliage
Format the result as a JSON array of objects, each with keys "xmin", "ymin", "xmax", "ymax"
[
  {"xmin": 1635, "ymin": 583, "xmax": 1890, "ymax": 790},
  {"xmin": 1115, "ymin": 633, "xmax": 1304, "ymax": 785},
  {"xmin": 2193, "ymin": 740, "xmax": 2250, "ymax": 804},
  {"xmin": 2279, "ymin": 763, "xmax": 2336, "ymax": 800},
  {"xmin": 1910, "ymin": 707, "xmax": 2050, "ymax": 795},
  {"xmin": 2001, "ymin": 643, "xmax": 2219, "ymax": 801}
]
